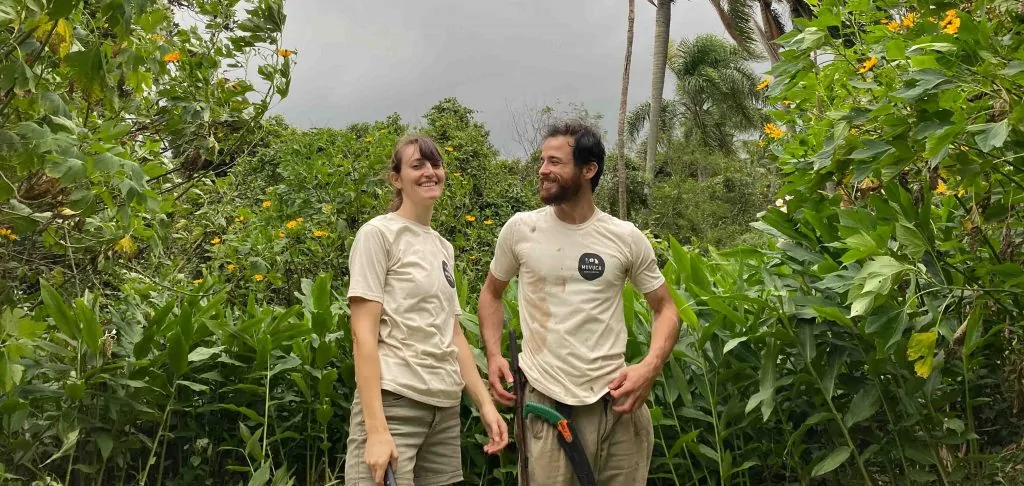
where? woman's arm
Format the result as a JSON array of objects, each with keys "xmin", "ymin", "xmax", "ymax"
[
  {"xmin": 453, "ymin": 317, "xmax": 509, "ymax": 454},
  {"xmin": 350, "ymin": 296, "xmax": 397, "ymax": 482}
]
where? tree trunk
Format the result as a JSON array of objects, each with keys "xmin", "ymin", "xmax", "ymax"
[
  {"xmin": 645, "ymin": 0, "xmax": 671, "ymax": 216},
  {"xmin": 616, "ymin": 0, "xmax": 635, "ymax": 220}
]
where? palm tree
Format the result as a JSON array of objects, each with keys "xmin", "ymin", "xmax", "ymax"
[
  {"xmin": 627, "ymin": 34, "xmax": 767, "ymax": 178},
  {"xmin": 615, "ymin": 0, "xmax": 636, "ymax": 219},
  {"xmin": 644, "ymin": 0, "xmax": 672, "ymax": 207},
  {"xmin": 708, "ymin": 0, "xmax": 814, "ymax": 64}
]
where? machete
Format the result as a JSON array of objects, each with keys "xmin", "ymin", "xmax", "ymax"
[
  {"xmin": 509, "ymin": 327, "xmax": 529, "ymax": 486},
  {"xmin": 509, "ymin": 328, "xmax": 597, "ymax": 486}
]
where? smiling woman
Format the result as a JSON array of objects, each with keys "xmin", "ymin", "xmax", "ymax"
[{"xmin": 344, "ymin": 135, "xmax": 509, "ymax": 485}]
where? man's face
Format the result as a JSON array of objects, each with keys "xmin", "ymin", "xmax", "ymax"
[{"xmin": 538, "ymin": 136, "xmax": 585, "ymax": 205}]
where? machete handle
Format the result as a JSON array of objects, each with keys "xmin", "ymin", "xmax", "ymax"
[
  {"xmin": 384, "ymin": 463, "xmax": 397, "ymax": 486},
  {"xmin": 524, "ymin": 402, "xmax": 564, "ymax": 425}
]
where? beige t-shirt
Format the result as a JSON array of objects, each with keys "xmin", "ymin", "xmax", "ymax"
[
  {"xmin": 489, "ymin": 206, "xmax": 665, "ymax": 406},
  {"xmin": 347, "ymin": 212, "xmax": 464, "ymax": 408}
]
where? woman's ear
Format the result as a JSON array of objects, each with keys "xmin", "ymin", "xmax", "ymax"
[{"xmin": 389, "ymin": 172, "xmax": 401, "ymax": 190}]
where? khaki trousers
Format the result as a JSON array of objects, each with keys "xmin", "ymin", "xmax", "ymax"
[
  {"xmin": 345, "ymin": 390, "xmax": 462, "ymax": 486},
  {"xmin": 520, "ymin": 384, "xmax": 654, "ymax": 486}
]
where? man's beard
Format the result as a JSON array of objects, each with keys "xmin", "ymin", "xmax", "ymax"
[{"xmin": 539, "ymin": 170, "xmax": 584, "ymax": 205}]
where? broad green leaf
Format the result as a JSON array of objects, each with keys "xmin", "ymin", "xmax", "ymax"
[
  {"xmin": 73, "ymin": 299, "xmax": 102, "ymax": 353},
  {"xmin": 944, "ymin": 417, "xmax": 965, "ymax": 434},
  {"xmin": 963, "ymin": 305, "xmax": 982, "ymax": 356},
  {"xmin": 907, "ymin": 42, "xmax": 957, "ymax": 54},
  {"xmin": 177, "ymin": 381, "xmax": 209, "ymax": 392},
  {"xmin": 248, "ymin": 461, "xmax": 271, "ymax": 486},
  {"xmin": 46, "ymin": 0, "xmax": 79, "ymax": 19},
  {"xmin": 218, "ymin": 404, "xmax": 266, "ymax": 424},
  {"xmin": 894, "ymin": 224, "xmax": 927, "ymax": 259},
  {"xmin": 893, "ymin": 70, "xmax": 952, "ymax": 101},
  {"xmin": 167, "ymin": 330, "xmax": 188, "ymax": 376},
  {"xmin": 811, "ymin": 446, "xmax": 851, "ymax": 477},
  {"xmin": 94, "ymin": 432, "xmax": 113, "ymax": 460},
  {"xmin": 844, "ymin": 386, "xmax": 881, "ymax": 428},
  {"xmin": 849, "ymin": 139, "xmax": 892, "ymax": 160},
  {"xmin": 188, "ymin": 346, "xmax": 225, "ymax": 362},
  {"xmin": 966, "ymin": 120, "xmax": 1009, "ymax": 152},
  {"xmin": 39, "ymin": 280, "xmax": 79, "ymax": 339},
  {"xmin": 41, "ymin": 428, "xmax": 80, "ymax": 466},
  {"xmin": 269, "ymin": 354, "xmax": 301, "ymax": 377},
  {"xmin": 723, "ymin": 336, "xmax": 748, "ymax": 354},
  {"xmin": 812, "ymin": 306, "xmax": 851, "ymax": 326},
  {"xmin": 318, "ymin": 369, "xmax": 338, "ymax": 398}
]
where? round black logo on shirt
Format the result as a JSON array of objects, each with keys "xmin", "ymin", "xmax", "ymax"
[
  {"xmin": 442, "ymin": 260, "xmax": 456, "ymax": 288},
  {"xmin": 578, "ymin": 253, "xmax": 605, "ymax": 281}
]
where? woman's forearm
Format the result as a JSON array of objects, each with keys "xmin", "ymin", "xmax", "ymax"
[
  {"xmin": 351, "ymin": 300, "xmax": 389, "ymax": 436},
  {"xmin": 454, "ymin": 322, "xmax": 494, "ymax": 411}
]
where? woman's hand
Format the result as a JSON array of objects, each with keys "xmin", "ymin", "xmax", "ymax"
[
  {"xmin": 365, "ymin": 430, "xmax": 398, "ymax": 485},
  {"xmin": 480, "ymin": 405, "xmax": 509, "ymax": 454}
]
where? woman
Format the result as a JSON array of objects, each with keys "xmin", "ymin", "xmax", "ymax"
[{"xmin": 345, "ymin": 134, "xmax": 508, "ymax": 485}]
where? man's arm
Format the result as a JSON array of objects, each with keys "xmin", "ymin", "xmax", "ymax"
[
  {"xmin": 640, "ymin": 282, "xmax": 680, "ymax": 371},
  {"xmin": 478, "ymin": 272, "xmax": 515, "ymax": 406}
]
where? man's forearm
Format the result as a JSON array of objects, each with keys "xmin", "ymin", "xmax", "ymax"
[
  {"xmin": 642, "ymin": 305, "xmax": 680, "ymax": 371},
  {"xmin": 478, "ymin": 288, "xmax": 505, "ymax": 360}
]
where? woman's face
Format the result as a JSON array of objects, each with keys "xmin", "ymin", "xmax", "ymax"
[{"xmin": 392, "ymin": 144, "xmax": 445, "ymax": 207}]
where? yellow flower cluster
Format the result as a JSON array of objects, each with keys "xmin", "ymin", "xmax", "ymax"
[
  {"xmin": 0, "ymin": 227, "xmax": 17, "ymax": 241},
  {"xmin": 163, "ymin": 51, "xmax": 181, "ymax": 63},
  {"xmin": 940, "ymin": 9, "xmax": 960, "ymax": 34},
  {"xmin": 857, "ymin": 56, "xmax": 878, "ymax": 74},
  {"xmin": 763, "ymin": 123, "xmax": 784, "ymax": 139},
  {"xmin": 312, "ymin": 229, "xmax": 329, "ymax": 238}
]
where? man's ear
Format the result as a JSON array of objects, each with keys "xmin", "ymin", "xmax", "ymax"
[{"xmin": 583, "ymin": 161, "xmax": 598, "ymax": 180}]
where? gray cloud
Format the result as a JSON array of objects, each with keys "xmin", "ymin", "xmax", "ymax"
[{"xmin": 272, "ymin": 1, "xmax": 757, "ymax": 158}]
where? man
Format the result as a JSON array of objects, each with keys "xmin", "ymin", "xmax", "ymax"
[{"xmin": 477, "ymin": 120, "xmax": 680, "ymax": 485}]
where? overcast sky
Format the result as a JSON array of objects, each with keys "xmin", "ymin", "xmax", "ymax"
[{"xmin": 270, "ymin": 1, "xmax": 766, "ymax": 158}]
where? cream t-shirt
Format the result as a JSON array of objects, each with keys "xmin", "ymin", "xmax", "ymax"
[
  {"xmin": 347, "ymin": 212, "xmax": 465, "ymax": 408},
  {"xmin": 489, "ymin": 206, "xmax": 665, "ymax": 406}
]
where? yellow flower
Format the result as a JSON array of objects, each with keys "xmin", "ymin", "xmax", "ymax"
[
  {"xmin": 262, "ymin": 201, "xmax": 272, "ymax": 208},
  {"xmin": 235, "ymin": 216, "xmax": 246, "ymax": 223},
  {"xmin": 276, "ymin": 48, "xmax": 294, "ymax": 58},
  {"xmin": 312, "ymin": 229, "xmax": 328, "ymax": 238},
  {"xmin": 254, "ymin": 274, "xmax": 265, "ymax": 282},
  {"xmin": 902, "ymin": 12, "xmax": 918, "ymax": 28},
  {"xmin": 929, "ymin": 17, "xmax": 937, "ymax": 22},
  {"xmin": 857, "ymin": 56, "xmax": 878, "ymax": 74},
  {"xmin": 286, "ymin": 220, "xmax": 299, "ymax": 229},
  {"xmin": 465, "ymin": 215, "xmax": 477, "ymax": 222},
  {"xmin": 940, "ymin": 10, "xmax": 960, "ymax": 34},
  {"xmin": 113, "ymin": 235, "xmax": 135, "ymax": 255},
  {"xmin": 756, "ymin": 77, "xmax": 771, "ymax": 90},
  {"xmin": 452, "ymin": 172, "xmax": 461, "ymax": 177},
  {"xmin": 782, "ymin": 100, "xmax": 793, "ymax": 106},
  {"xmin": 445, "ymin": 146, "xmax": 455, "ymax": 152},
  {"xmin": 757, "ymin": 140, "xmax": 767, "ymax": 148},
  {"xmin": 936, "ymin": 181, "xmax": 950, "ymax": 195},
  {"xmin": 277, "ymin": 231, "xmax": 285, "ymax": 238},
  {"xmin": 151, "ymin": 34, "xmax": 165, "ymax": 42},
  {"xmin": 210, "ymin": 236, "xmax": 222, "ymax": 245},
  {"xmin": 192, "ymin": 278, "xmax": 204, "ymax": 285},
  {"xmin": 483, "ymin": 219, "xmax": 493, "ymax": 225},
  {"xmin": 226, "ymin": 263, "xmax": 236, "ymax": 272},
  {"xmin": 763, "ymin": 123, "xmax": 784, "ymax": 139},
  {"xmin": 887, "ymin": 20, "xmax": 901, "ymax": 32},
  {"xmin": 163, "ymin": 51, "xmax": 181, "ymax": 63}
]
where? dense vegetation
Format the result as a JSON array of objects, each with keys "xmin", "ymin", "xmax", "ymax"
[{"xmin": 2, "ymin": 0, "xmax": 1024, "ymax": 485}]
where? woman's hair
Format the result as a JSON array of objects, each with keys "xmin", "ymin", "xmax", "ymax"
[{"xmin": 387, "ymin": 134, "xmax": 444, "ymax": 212}]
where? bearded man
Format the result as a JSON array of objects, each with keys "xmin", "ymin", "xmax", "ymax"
[{"xmin": 476, "ymin": 120, "xmax": 680, "ymax": 485}]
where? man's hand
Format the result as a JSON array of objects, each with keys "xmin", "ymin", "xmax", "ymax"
[
  {"xmin": 480, "ymin": 405, "xmax": 510, "ymax": 454},
  {"xmin": 365, "ymin": 431, "xmax": 398, "ymax": 485},
  {"xmin": 487, "ymin": 356, "xmax": 517, "ymax": 407},
  {"xmin": 608, "ymin": 361, "xmax": 660, "ymax": 413}
]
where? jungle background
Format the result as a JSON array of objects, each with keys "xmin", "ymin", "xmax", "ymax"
[{"xmin": 2, "ymin": 0, "xmax": 1024, "ymax": 484}]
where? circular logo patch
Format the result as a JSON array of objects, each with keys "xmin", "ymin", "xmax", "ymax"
[
  {"xmin": 578, "ymin": 253, "xmax": 605, "ymax": 281},
  {"xmin": 442, "ymin": 260, "xmax": 456, "ymax": 288}
]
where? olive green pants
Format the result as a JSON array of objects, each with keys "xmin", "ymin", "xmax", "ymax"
[
  {"xmin": 519, "ymin": 384, "xmax": 654, "ymax": 486},
  {"xmin": 345, "ymin": 390, "xmax": 462, "ymax": 486}
]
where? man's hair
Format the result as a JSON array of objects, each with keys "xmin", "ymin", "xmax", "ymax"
[{"xmin": 543, "ymin": 120, "xmax": 605, "ymax": 191}]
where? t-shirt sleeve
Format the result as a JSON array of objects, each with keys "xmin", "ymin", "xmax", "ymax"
[
  {"xmin": 347, "ymin": 223, "xmax": 390, "ymax": 303},
  {"xmin": 446, "ymin": 240, "xmax": 463, "ymax": 317},
  {"xmin": 488, "ymin": 215, "xmax": 520, "ymax": 282},
  {"xmin": 628, "ymin": 226, "xmax": 665, "ymax": 294}
]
